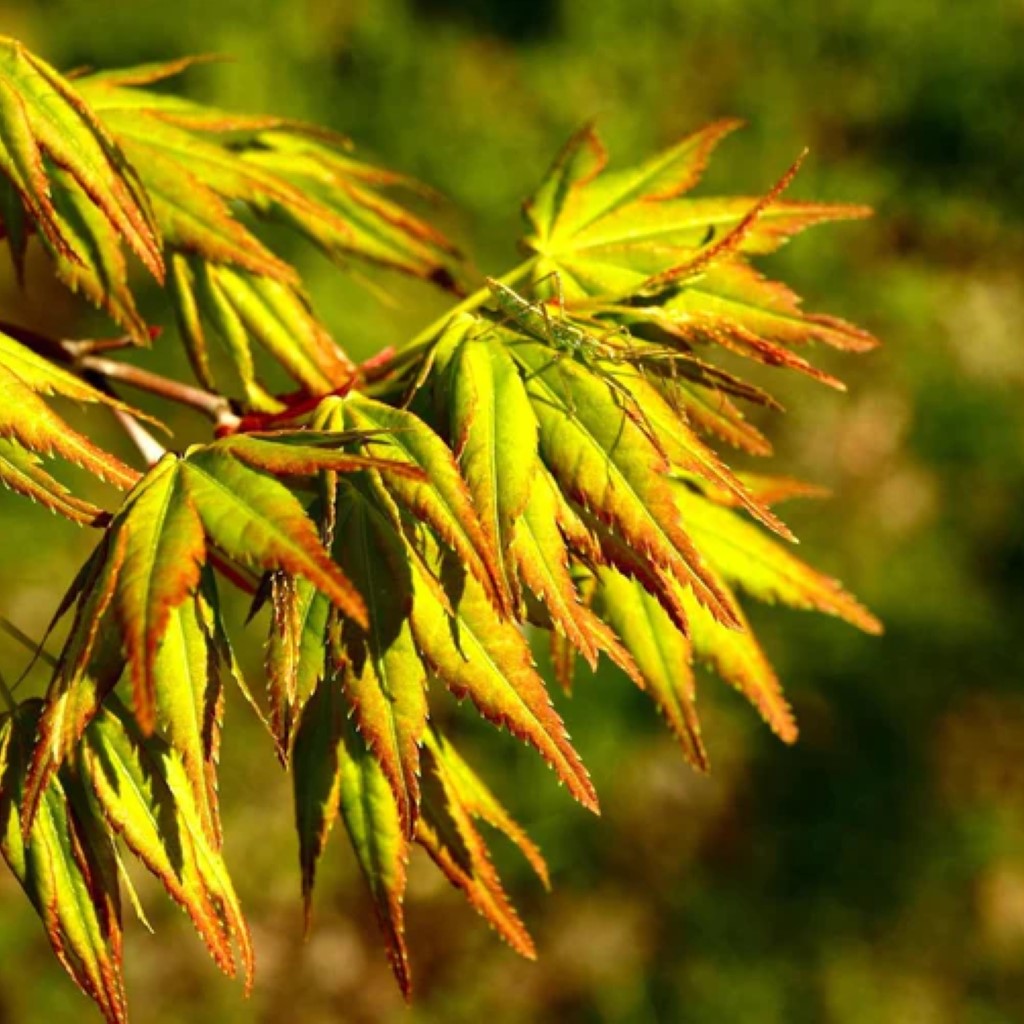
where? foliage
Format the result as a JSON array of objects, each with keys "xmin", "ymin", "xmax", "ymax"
[{"xmin": 0, "ymin": 36, "xmax": 879, "ymax": 1022}]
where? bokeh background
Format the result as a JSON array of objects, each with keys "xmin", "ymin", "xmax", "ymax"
[{"xmin": 0, "ymin": 1, "xmax": 1022, "ymax": 1021}]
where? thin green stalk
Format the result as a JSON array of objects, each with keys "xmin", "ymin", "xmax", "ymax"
[
  {"xmin": 400, "ymin": 256, "xmax": 538, "ymax": 358},
  {"xmin": 0, "ymin": 669, "xmax": 18, "ymax": 715}
]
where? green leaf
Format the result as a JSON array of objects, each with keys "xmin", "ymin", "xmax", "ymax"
[
  {"xmin": 522, "ymin": 126, "xmax": 869, "ymax": 300},
  {"xmin": 654, "ymin": 261, "xmax": 878, "ymax": 356},
  {"xmin": 674, "ymin": 483, "xmax": 882, "ymax": 634},
  {"xmin": 333, "ymin": 479, "xmax": 429, "ymax": 836},
  {"xmin": 242, "ymin": 130, "xmax": 462, "ymax": 286},
  {"xmin": 175, "ymin": 442, "xmax": 369, "ymax": 622},
  {"xmin": 684, "ymin": 577, "xmax": 797, "ymax": 744},
  {"xmin": 511, "ymin": 467, "xmax": 640, "ymax": 681},
  {"xmin": 0, "ymin": 702, "xmax": 128, "ymax": 1024},
  {"xmin": 266, "ymin": 574, "xmax": 332, "ymax": 754},
  {"xmin": 447, "ymin": 336, "xmax": 538, "ymax": 601},
  {"xmin": 0, "ymin": 329, "xmax": 143, "ymax": 492},
  {"xmin": 665, "ymin": 378, "xmax": 773, "ymax": 456},
  {"xmin": 0, "ymin": 37, "xmax": 162, "ymax": 284},
  {"xmin": 525, "ymin": 120, "xmax": 740, "ymax": 253},
  {"xmin": 328, "ymin": 393, "xmax": 510, "ymax": 615},
  {"xmin": 25, "ymin": 432, "xmax": 418, "ymax": 828},
  {"xmin": 523, "ymin": 122, "xmax": 608, "ymax": 246},
  {"xmin": 0, "ymin": 436, "xmax": 104, "ymax": 524},
  {"xmin": 69, "ymin": 62, "xmax": 462, "ymax": 407},
  {"xmin": 408, "ymin": 543, "xmax": 598, "ymax": 814},
  {"xmin": 44, "ymin": 165, "xmax": 151, "ymax": 342},
  {"xmin": 609, "ymin": 365, "xmax": 792, "ymax": 537},
  {"xmin": 24, "ymin": 529, "xmax": 129, "ymax": 833},
  {"xmin": 151, "ymin": 580, "xmax": 226, "ymax": 845},
  {"xmin": 90, "ymin": 436, "xmax": 381, "ymax": 735},
  {"xmin": 291, "ymin": 671, "xmax": 344, "ymax": 929},
  {"xmin": 509, "ymin": 335, "xmax": 739, "ymax": 628},
  {"xmin": 593, "ymin": 567, "xmax": 708, "ymax": 770},
  {"xmin": 425, "ymin": 729, "xmax": 548, "ymax": 886},
  {"xmin": 170, "ymin": 255, "xmax": 354, "ymax": 410},
  {"xmin": 112, "ymin": 454, "xmax": 206, "ymax": 732},
  {"xmin": 123, "ymin": 138, "xmax": 294, "ymax": 281},
  {"xmin": 78, "ymin": 62, "xmax": 460, "ymax": 284},
  {"xmin": 336, "ymin": 713, "xmax": 412, "ymax": 996},
  {"xmin": 514, "ymin": 124, "xmax": 875, "ymax": 436},
  {"xmin": 82, "ymin": 701, "xmax": 253, "ymax": 989},
  {"xmin": 416, "ymin": 732, "xmax": 542, "ymax": 959}
]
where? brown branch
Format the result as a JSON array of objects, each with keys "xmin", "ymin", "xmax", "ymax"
[
  {"xmin": 62, "ymin": 335, "xmax": 137, "ymax": 358},
  {"xmin": 0, "ymin": 319, "xmax": 240, "ymax": 430},
  {"xmin": 5, "ymin": 322, "xmax": 267, "ymax": 595},
  {"xmin": 82, "ymin": 355, "xmax": 240, "ymax": 430}
]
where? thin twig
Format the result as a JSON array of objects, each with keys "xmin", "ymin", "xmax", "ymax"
[
  {"xmin": 81, "ymin": 355, "xmax": 240, "ymax": 431},
  {"xmin": 0, "ymin": 618, "xmax": 59, "ymax": 670},
  {"xmin": 62, "ymin": 335, "xmax": 139, "ymax": 358},
  {"xmin": 112, "ymin": 408, "xmax": 168, "ymax": 468},
  {"xmin": 1, "ymin": 318, "xmax": 241, "ymax": 429},
  {"xmin": 0, "ymin": 669, "xmax": 17, "ymax": 715},
  {"xmin": 0, "ymin": 618, "xmax": 58, "ymax": 699}
]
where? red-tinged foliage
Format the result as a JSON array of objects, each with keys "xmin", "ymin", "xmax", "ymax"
[{"xmin": 0, "ymin": 37, "xmax": 880, "ymax": 1023}]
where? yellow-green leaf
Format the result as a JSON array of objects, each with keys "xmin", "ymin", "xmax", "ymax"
[
  {"xmin": 593, "ymin": 567, "xmax": 708, "ymax": 770},
  {"xmin": 83, "ymin": 702, "xmax": 253, "ymax": 989},
  {"xmin": 0, "ymin": 330, "xmax": 143, "ymax": 491},
  {"xmin": 337, "ymin": 714, "xmax": 412, "ymax": 996},
  {"xmin": 417, "ymin": 733, "xmax": 539, "ymax": 959},
  {"xmin": 408, "ymin": 545, "xmax": 598, "ymax": 814},
  {"xmin": 0, "ymin": 38, "xmax": 162, "ymax": 281},
  {"xmin": 674, "ymin": 482, "xmax": 882, "ymax": 633},
  {"xmin": 333, "ymin": 479, "xmax": 429, "ymax": 836},
  {"xmin": 0, "ymin": 437, "xmax": 104, "ymax": 524},
  {"xmin": 0, "ymin": 702, "xmax": 128, "ymax": 1024},
  {"xmin": 448, "ymin": 336, "xmax": 538, "ymax": 601},
  {"xmin": 336, "ymin": 393, "xmax": 510, "ymax": 615},
  {"xmin": 510, "ymin": 335, "xmax": 738, "ymax": 627}
]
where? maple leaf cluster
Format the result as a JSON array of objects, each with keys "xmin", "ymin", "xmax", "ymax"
[{"xmin": 0, "ymin": 37, "xmax": 879, "ymax": 1022}]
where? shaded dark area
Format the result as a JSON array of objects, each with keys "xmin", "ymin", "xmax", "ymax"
[{"xmin": 411, "ymin": 0, "xmax": 561, "ymax": 43}]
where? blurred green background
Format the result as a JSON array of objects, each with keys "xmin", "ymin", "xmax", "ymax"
[{"xmin": 1, "ymin": 1, "xmax": 1022, "ymax": 1021}]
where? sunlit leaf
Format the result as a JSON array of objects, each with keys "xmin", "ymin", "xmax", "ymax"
[
  {"xmin": 320, "ymin": 392, "xmax": 510, "ymax": 615},
  {"xmin": 0, "ymin": 329, "xmax": 144, "ymax": 492},
  {"xmin": 82, "ymin": 701, "xmax": 253, "ymax": 988},
  {"xmin": 0, "ymin": 436, "xmax": 104, "ymax": 524},
  {"xmin": 333, "ymin": 478, "xmax": 428, "ymax": 836},
  {"xmin": 24, "ymin": 433, "xmax": 423, "ymax": 830},
  {"xmin": 0, "ymin": 702, "xmax": 128, "ymax": 1024},
  {"xmin": 0, "ymin": 37, "xmax": 162, "ymax": 288},
  {"xmin": 593, "ymin": 567, "xmax": 708, "ymax": 770},
  {"xmin": 266, "ymin": 574, "xmax": 332, "ymax": 754},
  {"xmin": 336, "ymin": 711, "xmax": 412, "ymax": 995},
  {"xmin": 69, "ymin": 61, "xmax": 462, "ymax": 410},
  {"xmin": 169, "ymin": 255, "xmax": 354, "ymax": 410},
  {"xmin": 675, "ymin": 482, "xmax": 882, "ymax": 633},
  {"xmin": 447, "ymin": 335, "xmax": 538, "ymax": 601},
  {"xmin": 510, "ymin": 335, "xmax": 738, "ymax": 626},
  {"xmin": 408, "ymin": 543, "xmax": 598, "ymax": 814},
  {"xmin": 416, "ymin": 731, "xmax": 543, "ymax": 958},
  {"xmin": 523, "ymin": 120, "xmax": 869, "ymax": 300},
  {"xmin": 512, "ymin": 467, "xmax": 639, "ymax": 681}
]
